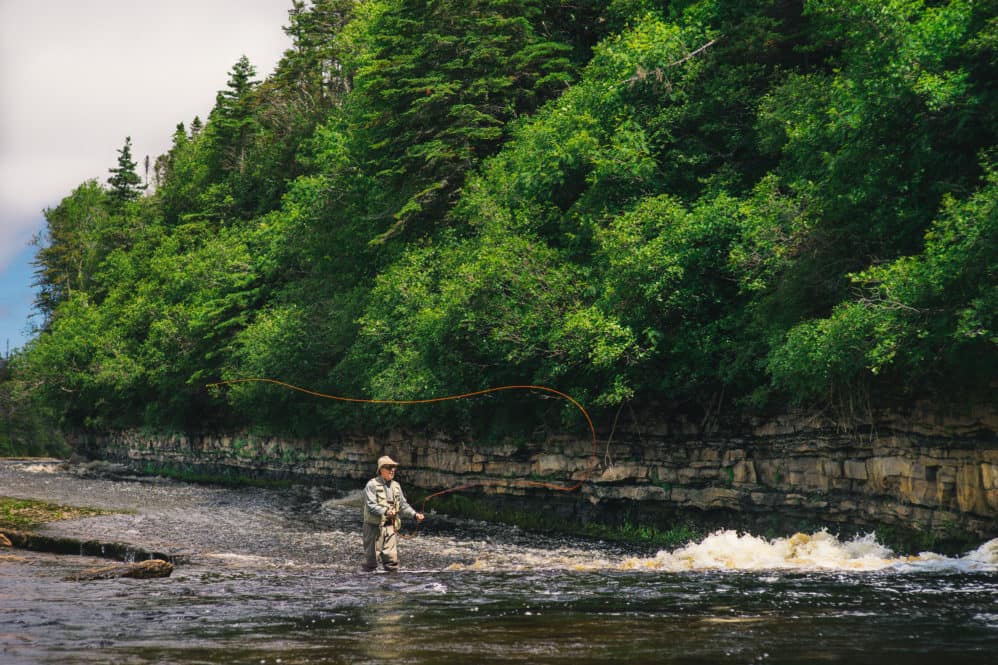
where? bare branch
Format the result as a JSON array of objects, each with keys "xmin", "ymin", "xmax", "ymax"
[{"xmin": 667, "ymin": 38, "xmax": 720, "ymax": 68}]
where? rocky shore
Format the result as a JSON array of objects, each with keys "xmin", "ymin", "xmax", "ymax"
[{"xmin": 73, "ymin": 404, "xmax": 998, "ymax": 549}]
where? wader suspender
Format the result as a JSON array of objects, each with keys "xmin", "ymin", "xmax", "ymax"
[{"xmin": 379, "ymin": 480, "xmax": 401, "ymax": 530}]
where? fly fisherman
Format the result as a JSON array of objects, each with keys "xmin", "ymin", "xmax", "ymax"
[{"xmin": 362, "ymin": 455, "xmax": 424, "ymax": 572}]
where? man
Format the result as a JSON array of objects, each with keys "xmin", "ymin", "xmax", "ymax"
[{"xmin": 362, "ymin": 455, "xmax": 424, "ymax": 572}]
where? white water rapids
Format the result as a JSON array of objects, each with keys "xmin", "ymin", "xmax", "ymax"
[{"xmin": 3, "ymin": 460, "xmax": 997, "ymax": 665}]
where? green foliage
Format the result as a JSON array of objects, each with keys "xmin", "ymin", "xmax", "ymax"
[
  {"xmin": 0, "ymin": 347, "xmax": 68, "ymax": 457},
  {"xmin": 770, "ymin": 166, "xmax": 998, "ymax": 401},
  {"xmin": 107, "ymin": 136, "xmax": 145, "ymax": 207},
  {"xmin": 0, "ymin": 497, "xmax": 111, "ymax": 530},
  {"xmin": 156, "ymin": 121, "xmax": 210, "ymax": 226},
  {"xmin": 205, "ymin": 56, "xmax": 260, "ymax": 181},
  {"xmin": 280, "ymin": 0, "xmax": 355, "ymax": 106},
  {"xmin": 32, "ymin": 180, "xmax": 110, "ymax": 321},
  {"xmin": 348, "ymin": 0, "xmax": 578, "ymax": 242},
  {"xmin": 7, "ymin": 0, "xmax": 996, "ymax": 443},
  {"xmin": 582, "ymin": 520, "xmax": 702, "ymax": 549}
]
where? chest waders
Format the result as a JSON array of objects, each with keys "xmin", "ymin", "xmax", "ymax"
[
  {"xmin": 383, "ymin": 481, "xmax": 402, "ymax": 531},
  {"xmin": 363, "ymin": 479, "xmax": 402, "ymax": 571},
  {"xmin": 365, "ymin": 480, "xmax": 402, "ymax": 529}
]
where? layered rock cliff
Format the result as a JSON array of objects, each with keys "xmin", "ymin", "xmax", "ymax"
[{"xmin": 75, "ymin": 405, "xmax": 997, "ymax": 545}]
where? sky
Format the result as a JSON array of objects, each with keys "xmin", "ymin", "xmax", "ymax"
[{"xmin": 0, "ymin": 0, "xmax": 293, "ymax": 352}]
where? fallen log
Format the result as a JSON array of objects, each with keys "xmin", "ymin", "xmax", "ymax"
[{"xmin": 65, "ymin": 558, "xmax": 174, "ymax": 581}]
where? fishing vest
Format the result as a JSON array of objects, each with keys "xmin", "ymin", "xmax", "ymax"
[{"xmin": 364, "ymin": 478, "xmax": 402, "ymax": 528}]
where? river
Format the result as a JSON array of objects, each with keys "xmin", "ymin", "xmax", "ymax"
[{"xmin": 1, "ymin": 460, "xmax": 996, "ymax": 664}]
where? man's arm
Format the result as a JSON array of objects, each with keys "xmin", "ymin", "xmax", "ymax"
[{"xmin": 396, "ymin": 485, "xmax": 424, "ymax": 521}]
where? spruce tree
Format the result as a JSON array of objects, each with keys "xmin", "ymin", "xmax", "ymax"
[
  {"xmin": 208, "ymin": 55, "xmax": 260, "ymax": 176},
  {"xmin": 106, "ymin": 136, "xmax": 144, "ymax": 205},
  {"xmin": 281, "ymin": 0, "xmax": 355, "ymax": 105},
  {"xmin": 354, "ymin": 0, "xmax": 574, "ymax": 242}
]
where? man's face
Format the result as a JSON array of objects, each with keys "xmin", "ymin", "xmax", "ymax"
[{"xmin": 379, "ymin": 465, "xmax": 397, "ymax": 481}]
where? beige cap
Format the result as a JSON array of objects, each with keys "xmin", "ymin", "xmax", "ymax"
[{"xmin": 377, "ymin": 455, "xmax": 399, "ymax": 470}]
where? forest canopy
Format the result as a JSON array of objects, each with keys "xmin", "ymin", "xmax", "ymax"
[{"xmin": 4, "ymin": 0, "xmax": 996, "ymax": 451}]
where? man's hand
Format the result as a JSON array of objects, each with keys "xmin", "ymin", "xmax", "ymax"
[
  {"xmin": 415, "ymin": 513, "xmax": 425, "ymax": 522},
  {"xmin": 385, "ymin": 509, "xmax": 396, "ymax": 520}
]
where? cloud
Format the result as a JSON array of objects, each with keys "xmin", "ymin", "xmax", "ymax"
[{"xmin": 0, "ymin": 0, "xmax": 292, "ymax": 271}]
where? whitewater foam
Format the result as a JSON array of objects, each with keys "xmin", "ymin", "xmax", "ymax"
[
  {"xmin": 622, "ymin": 530, "xmax": 901, "ymax": 572},
  {"xmin": 629, "ymin": 530, "xmax": 998, "ymax": 573},
  {"xmin": 19, "ymin": 463, "xmax": 63, "ymax": 474},
  {"xmin": 442, "ymin": 529, "xmax": 998, "ymax": 574},
  {"xmin": 322, "ymin": 490, "xmax": 365, "ymax": 509}
]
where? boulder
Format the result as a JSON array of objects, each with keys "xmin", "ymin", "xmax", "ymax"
[{"xmin": 65, "ymin": 559, "xmax": 174, "ymax": 581}]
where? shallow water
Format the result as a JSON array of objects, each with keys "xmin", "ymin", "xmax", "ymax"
[{"xmin": 1, "ymin": 461, "xmax": 996, "ymax": 664}]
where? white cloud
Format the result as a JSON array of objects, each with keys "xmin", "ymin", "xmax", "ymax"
[{"xmin": 0, "ymin": 0, "xmax": 293, "ymax": 270}]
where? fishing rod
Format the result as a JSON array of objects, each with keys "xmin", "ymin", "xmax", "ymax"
[{"xmin": 207, "ymin": 378, "xmax": 600, "ymax": 528}]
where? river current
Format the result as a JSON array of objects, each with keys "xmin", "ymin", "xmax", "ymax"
[{"xmin": 1, "ymin": 460, "xmax": 996, "ymax": 664}]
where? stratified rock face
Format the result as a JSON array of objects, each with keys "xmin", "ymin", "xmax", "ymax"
[
  {"xmin": 75, "ymin": 404, "xmax": 998, "ymax": 540},
  {"xmin": 65, "ymin": 559, "xmax": 174, "ymax": 581}
]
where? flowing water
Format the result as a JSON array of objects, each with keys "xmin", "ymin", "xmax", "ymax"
[{"xmin": 1, "ymin": 460, "xmax": 996, "ymax": 664}]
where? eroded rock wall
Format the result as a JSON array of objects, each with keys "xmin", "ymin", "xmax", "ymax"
[{"xmin": 75, "ymin": 405, "xmax": 998, "ymax": 540}]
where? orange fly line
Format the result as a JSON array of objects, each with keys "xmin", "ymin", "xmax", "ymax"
[{"xmin": 206, "ymin": 378, "xmax": 599, "ymax": 514}]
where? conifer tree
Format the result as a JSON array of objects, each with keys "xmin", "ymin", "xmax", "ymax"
[
  {"xmin": 153, "ymin": 122, "xmax": 187, "ymax": 187},
  {"xmin": 106, "ymin": 136, "xmax": 144, "ymax": 205},
  {"xmin": 281, "ymin": 0, "xmax": 355, "ymax": 105},
  {"xmin": 354, "ymin": 0, "xmax": 574, "ymax": 242},
  {"xmin": 208, "ymin": 55, "xmax": 260, "ymax": 176}
]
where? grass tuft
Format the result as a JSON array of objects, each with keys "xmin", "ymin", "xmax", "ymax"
[{"xmin": 0, "ymin": 496, "xmax": 114, "ymax": 531}]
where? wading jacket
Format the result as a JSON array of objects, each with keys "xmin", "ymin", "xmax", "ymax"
[{"xmin": 363, "ymin": 476, "xmax": 417, "ymax": 528}]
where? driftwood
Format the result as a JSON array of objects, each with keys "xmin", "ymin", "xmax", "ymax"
[
  {"xmin": 65, "ymin": 558, "xmax": 174, "ymax": 581},
  {"xmin": 0, "ymin": 533, "xmax": 11, "ymax": 547}
]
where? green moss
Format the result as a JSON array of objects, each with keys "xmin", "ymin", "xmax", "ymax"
[
  {"xmin": 0, "ymin": 496, "xmax": 114, "ymax": 530},
  {"xmin": 231, "ymin": 437, "xmax": 255, "ymax": 459},
  {"xmin": 582, "ymin": 521, "xmax": 702, "ymax": 549}
]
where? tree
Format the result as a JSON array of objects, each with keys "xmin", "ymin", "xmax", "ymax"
[
  {"xmin": 280, "ymin": 0, "xmax": 356, "ymax": 106},
  {"xmin": 13, "ymin": 0, "xmax": 998, "ymax": 439},
  {"xmin": 32, "ymin": 181, "xmax": 110, "ymax": 323},
  {"xmin": 107, "ymin": 136, "xmax": 145, "ymax": 206},
  {"xmin": 207, "ymin": 55, "xmax": 260, "ymax": 178},
  {"xmin": 351, "ymin": 0, "xmax": 575, "ymax": 242},
  {"xmin": 155, "ymin": 121, "xmax": 211, "ymax": 225}
]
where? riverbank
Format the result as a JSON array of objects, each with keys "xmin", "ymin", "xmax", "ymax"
[
  {"xmin": 72, "ymin": 404, "xmax": 998, "ymax": 554},
  {"xmin": 0, "ymin": 493, "xmax": 182, "ymax": 564}
]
